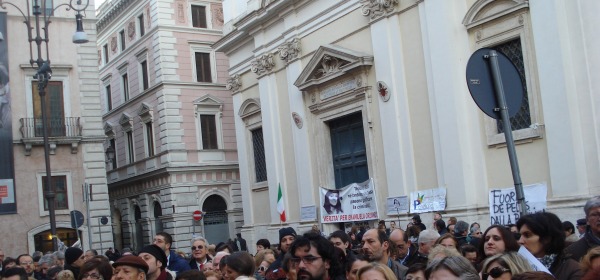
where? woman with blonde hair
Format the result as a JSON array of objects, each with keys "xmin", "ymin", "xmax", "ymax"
[
  {"xmin": 580, "ymin": 246, "xmax": 600, "ymax": 273},
  {"xmin": 481, "ymin": 252, "xmax": 533, "ymax": 279},
  {"xmin": 434, "ymin": 233, "xmax": 459, "ymax": 249},
  {"xmin": 427, "ymin": 246, "xmax": 461, "ymax": 264},
  {"xmin": 356, "ymin": 262, "xmax": 397, "ymax": 280},
  {"xmin": 426, "ymin": 256, "xmax": 479, "ymax": 280}
]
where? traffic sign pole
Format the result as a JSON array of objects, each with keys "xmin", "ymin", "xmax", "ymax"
[{"xmin": 486, "ymin": 50, "xmax": 527, "ymax": 217}]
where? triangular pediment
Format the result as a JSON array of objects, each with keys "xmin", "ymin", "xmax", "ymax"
[
  {"xmin": 136, "ymin": 102, "xmax": 151, "ymax": 117},
  {"xmin": 193, "ymin": 94, "xmax": 224, "ymax": 106},
  {"xmin": 294, "ymin": 45, "xmax": 373, "ymax": 91},
  {"xmin": 104, "ymin": 122, "xmax": 114, "ymax": 136},
  {"xmin": 119, "ymin": 113, "xmax": 133, "ymax": 130}
]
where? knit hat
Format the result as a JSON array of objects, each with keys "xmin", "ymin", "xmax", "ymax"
[
  {"xmin": 112, "ymin": 255, "xmax": 149, "ymax": 274},
  {"xmin": 65, "ymin": 247, "xmax": 83, "ymax": 265},
  {"xmin": 138, "ymin": 244, "xmax": 167, "ymax": 269},
  {"xmin": 279, "ymin": 227, "xmax": 297, "ymax": 242}
]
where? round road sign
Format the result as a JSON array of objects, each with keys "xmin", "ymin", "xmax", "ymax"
[{"xmin": 193, "ymin": 210, "xmax": 203, "ymax": 221}]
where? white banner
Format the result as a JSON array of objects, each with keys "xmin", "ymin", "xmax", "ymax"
[
  {"xmin": 409, "ymin": 188, "xmax": 446, "ymax": 213},
  {"xmin": 386, "ymin": 196, "xmax": 409, "ymax": 215},
  {"xmin": 488, "ymin": 183, "xmax": 547, "ymax": 225},
  {"xmin": 320, "ymin": 178, "xmax": 379, "ymax": 224}
]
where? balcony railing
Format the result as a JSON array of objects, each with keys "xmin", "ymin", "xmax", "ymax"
[{"xmin": 20, "ymin": 117, "xmax": 82, "ymax": 138}]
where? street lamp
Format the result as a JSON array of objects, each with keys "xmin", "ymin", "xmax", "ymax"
[{"xmin": 0, "ymin": 0, "xmax": 90, "ymax": 251}]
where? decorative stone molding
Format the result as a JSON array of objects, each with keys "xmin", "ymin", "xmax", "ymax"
[
  {"xmin": 312, "ymin": 55, "xmax": 350, "ymax": 80},
  {"xmin": 278, "ymin": 38, "xmax": 301, "ymax": 64},
  {"xmin": 137, "ymin": 103, "xmax": 153, "ymax": 123},
  {"xmin": 128, "ymin": 21, "xmax": 136, "ymax": 40},
  {"xmin": 361, "ymin": 0, "xmax": 399, "ymax": 20},
  {"xmin": 292, "ymin": 112, "xmax": 303, "ymax": 129},
  {"xmin": 251, "ymin": 53, "xmax": 276, "ymax": 76},
  {"xmin": 226, "ymin": 74, "xmax": 242, "ymax": 92}
]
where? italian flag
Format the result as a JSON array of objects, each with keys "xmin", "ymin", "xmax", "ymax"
[{"xmin": 277, "ymin": 183, "xmax": 286, "ymax": 222}]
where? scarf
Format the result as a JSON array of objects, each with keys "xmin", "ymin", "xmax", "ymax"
[{"xmin": 537, "ymin": 254, "xmax": 556, "ymax": 269}]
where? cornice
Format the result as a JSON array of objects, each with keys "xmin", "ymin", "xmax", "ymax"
[{"xmin": 97, "ymin": 0, "xmax": 139, "ymax": 33}]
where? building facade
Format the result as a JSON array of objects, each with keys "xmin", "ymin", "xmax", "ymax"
[
  {"xmin": 215, "ymin": 0, "xmax": 600, "ymax": 250},
  {"xmin": 0, "ymin": 1, "xmax": 113, "ymax": 255},
  {"xmin": 97, "ymin": 0, "xmax": 240, "ymax": 252}
]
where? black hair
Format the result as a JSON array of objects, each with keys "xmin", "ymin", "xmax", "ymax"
[
  {"xmin": 290, "ymin": 231, "xmax": 343, "ymax": 278},
  {"xmin": 256, "ymin": 239, "xmax": 271, "ymax": 249},
  {"xmin": 216, "ymin": 243, "xmax": 234, "ymax": 253},
  {"xmin": 226, "ymin": 252, "xmax": 255, "ymax": 277},
  {"xmin": 344, "ymin": 254, "xmax": 369, "ymax": 273},
  {"xmin": 562, "ymin": 221, "xmax": 575, "ymax": 234},
  {"xmin": 323, "ymin": 190, "xmax": 343, "ymax": 214},
  {"xmin": 78, "ymin": 257, "xmax": 113, "ymax": 280},
  {"xmin": 2, "ymin": 267, "xmax": 28, "ymax": 280},
  {"xmin": 175, "ymin": 270, "xmax": 207, "ymax": 280},
  {"xmin": 329, "ymin": 230, "xmax": 351, "ymax": 245},
  {"xmin": 406, "ymin": 263, "xmax": 427, "ymax": 275},
  {"xmin": 434, "ymin": 219, "xmax": 446, "ymax": 231},
  {"xmin": 477, "ymin": 225, "xmax": 519, "ymax": 258},
  {"xmin": 517, "ymin": 212, "xmax": 566, "ymax": 255},
  {"xmin": 156, "ymin": 232, "xmax": 173, "ymax": 245},
  {"xmin": 16, "ymin": 254, "xmax": 32, "ymax": 265}
]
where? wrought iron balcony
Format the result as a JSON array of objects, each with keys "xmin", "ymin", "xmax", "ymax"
[{"xmin": 19, "ymin": 117, "xmax": 82, "ymax": 155}]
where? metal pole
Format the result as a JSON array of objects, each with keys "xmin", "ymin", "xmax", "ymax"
[
  {"xmin": 98, "ymin": 217, "xmax": 103, "ymax": 252},
  {"xmin": 486, "ymin": 50, "xmax": 527, "ymax": 217},
  {"xmin": 85, "ymin": 183, "xmax": 93, "ymax": 250},
  {"xmin": 72, "ymin": 210, "xmax": 82, "ymax": 250}
]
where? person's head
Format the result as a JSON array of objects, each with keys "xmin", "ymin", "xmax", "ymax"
[
  {"xmin": 153, "ymin": 232, "xmax": 173, "ymax": 253},
  {"xmin": 425, "ymin": 256, "xmax": 479, "ymax": 280},
  {"xmin": 389, "ymin": 229, "xmax": 409, "ymax": 259},
  {"xmin": 511, "ymin": 271, "xmax": 555, "ymax": 280},
  {"xmin": 390, "ymin": 221, "xmax": 396, "ymax": 230},
  {"xmin": 223, "ymin": 251, "xmax": 254, "ymax": 280},
  {"xmin": 453, "ymin": 221, "xmax": 469, "ymax": 237},
  {"xmin": 138, "ymin": 244, "xmax": 168, "ymax": 277},
  {"xmin": 344, "ymin": 254, "xmax": 369, "ymax": 280},
  {"xmin": 329, "ymin": 230, "xmax": 351, "ymax": 254},
  {"xmin": 577, "ymin": 219, "xmax": 588, "ymax": 234},
  {"xmin": 434, "ymin": 212, "xmax": 443, "ymax": 221},
  {"xmin": 562, "ymin": 221, "xmax": 576, "ymax": 237},
  {"xmin": 405, "ymin": 263, "xmax": 426, "ymax": 280},
  {"xmin": 361, "ymin": 229, "xmax": 390, "ymax": 263},
  {"xmin": 427, "ymin": 246, "xmax": 461, "ymax": 264},
  {"xmin": 417, "ymin": 229, "xmax": 440, "ymax": 255},
  {"xmin": 459, "ymin": 244, "xmax": 478, "ymax": 266},
  {"xmin": 447, "ymin": 217, "xmax": 457, "ymax": 226},
  {"xmin": 215, "ymin": 242, "xmax": 234, "ymax": 254},
  {"xmin": 323, "ymin": 190, "xmax": 342, "ymax": 214},
  {"xmin": 53, "ymin": 251, "xmax": 65, "ymax": 267},
  {"xmin": 470, "ymin": 222, "xmax": 480, "ymax": 231},
  {"xmin": 212, "ymin": 251, "xmax": 230, "ymax": 272},
  {"xmin": 57, "ymin": 270, "xmax": 75, "ymax": 280},
  {"xmin": 2, "ymin": 267, "xmax": 28, "ymax": 280},
  {"xmin": 278, "ymin": 227, "xmax": 297, "ymax": 253},
  {"xmin": 77, "ymin": 257, "xmax": 113, "ymax": 280},
  {"xmin": 84, "ymin": 250, "xmax": 98, "ymax": 262},
  {"xmin": 412, "ymin": 215, "xmax": 422, "ymax": 224},
  {"xmin": 174, "ymin": 270, "xmax": 206, "ymax": 280},
  {"xmin": 434, "ymin": 219, "xmax": 446, "ymax": 232},
  {"xmin": 581, "ymin": 246, "xmax": 600, "ymax": 273},
  {"xmin": 255, "ymin": 253, "xmax": 274, "ymax": 277},
  {"xmin": 469, "ymin": 226, "xmax": 482, "ymax": 238},
  {"xmin": 517, "ymin": 212, "xmax": 565, "ymax": 258},
  {"xmin": 38, "ymin": 254, "xmax": 57, "ymax": 276},
  {"xmin": 356, "ymin": 262, "xmax": 396, "ymax": 280},
  {"xmin": 506, "ymin": 224, "xmax": 518, "ymax": 233},
  {"xmin": 256, "ymin": 239, "xmax": 271, "ymax": 253},
  {"xmin": 17, "ymin": 254, "xmax": 35, "ymax": 275},
  {"xmin": 191, "ymin": 236, "xmax": 209, "ymax": 262},
  {"xmin": 289, "ymin": 231, "xmax": 339, "ymax": 280},
  {"xmin": 478, "ymin": 225, "xmax": 519, "ymax": 257},
  {"xmin": 111, "ymin": 255, "xmax": 149, "ymax": 280},
  {"xmin": 481, "ymin": 252, "xmax": 533, "ymax": 280},
  {"xmin": 405, "ymin": 226, "xmax": 421, "ymax": 243},
  {"xmin": 47, "ymin": 266, "xmax": 63, "ymax": 280},
  {"xmin": 585, "ymin": 196, "xmax": 600, "ymax": 236},
  {"xmin": 3, "ymin": 257, "xmax": 18, "ymax": 270},
  {"xmin": 65, "ymin": 247, "xmax": 85, "ymax": 268},
  {"xmin": 434, "ymin": 234, "xmax": 458, "ymax": 249},
  {"xmin": 447, "ymin": 224, "xmax": 455, "ymax": 233}
]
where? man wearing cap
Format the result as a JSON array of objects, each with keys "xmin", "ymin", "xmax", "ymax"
[
  {"xmin": 153, "ymin": 232, "xmax": 190, "ymax": 274},
  {"xmin": 64, "ymin": 247, "xmax": 85, "ymax": 279},
  {"xmin": 577, "ymin": 219, "xmax": 587, "ymax": 238},
  {"xmin": 139, "ymin": 245, "xmax": 173, "ymax": 280},
  {"xmin": 565, "ymin": 196, "xmax": 600, "ymax": 261},
  {"xmin": 266, "ymin": 227, "xmax": 296, "ymax": 280},
  {"xmin": 112, "ymin": 255, "xmax": 149, "ymax": 280}
]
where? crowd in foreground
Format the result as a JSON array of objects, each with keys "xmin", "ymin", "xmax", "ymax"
[{"xmin": 2, "ymin": 196, "xmax": 600, "ymax": 280}]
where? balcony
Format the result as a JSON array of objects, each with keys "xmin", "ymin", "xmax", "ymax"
[{"xmin": 19, "ymin": 117, "xmax": 82, "ymax": 155}]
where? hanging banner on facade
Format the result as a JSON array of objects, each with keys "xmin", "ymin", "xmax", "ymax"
[
  {"xmin": 0, "ymin": 13, "xmax": 16, "ymax": 214},
  {"xmin": 386, "ymin": 196, "xmax": 409, "ymax": 215},
  {"xmin": 320, "ymin": 178, "xmax": 379, "ymax": 224},
  {"xmin": 410, "ymin": 188, "xmax": 446, "ymax": 213},
  {"xmin": 489, "ymin": 183, "xmax": 547, "ymax": 225}
]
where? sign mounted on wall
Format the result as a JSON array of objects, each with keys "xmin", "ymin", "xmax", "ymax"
[{"xmin": 319, "ymin": 178, "xmax": 379, "ymax": 224}]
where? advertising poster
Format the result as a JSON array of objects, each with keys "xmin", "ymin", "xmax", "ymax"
[
  {"xmin": 320, "ymin": 178, "xmax": 379, "ymax": 224},
  {"xmin": 409, "ymin": 188, "xmax": 447, "ymax": 213},
  {"xmin": 0, "ymin": 12, "xmax": 16, "ymax": 214},
  {"xmin": 489, "ymin": 183, "xmax": 547, "ymax": 225}
]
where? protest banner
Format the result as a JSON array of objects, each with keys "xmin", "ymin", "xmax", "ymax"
[
  {"xmin": 320, "ymin": 178, "xmax": 379, "ymax": 224},
  {"xmin": 386, "ymin": 196, "xmax": 409, "ymax": 215},
  {"xmin": 410, "ymin": 188, "xmax": 446, "ymax": 213},
  {"xmin": 488, "ymin": 183, "xmax": 547, "ymax": 225}
]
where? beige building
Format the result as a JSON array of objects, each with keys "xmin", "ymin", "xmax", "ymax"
[
  {"xmin": 97, "ymin": 0, "xmax": 241, "ymax": 252},
  {"xmin": 0, "ymin": 1, "xmax": 112, "ymax": 255},
  {"xmin": 215, "ymin": 0, "xmax": 600, "ymax": 250}
]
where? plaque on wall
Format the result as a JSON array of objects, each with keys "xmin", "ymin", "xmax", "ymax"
[{"xmin": 377, "ymin": 81, "xmax": 390, "ymax": 102}]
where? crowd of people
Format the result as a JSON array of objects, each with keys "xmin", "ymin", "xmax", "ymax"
[{"xmin": 2, "ymin": 196, "xmax": 600, "ymax": 280}]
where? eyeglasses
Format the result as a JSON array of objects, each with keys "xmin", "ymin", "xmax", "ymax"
[
  {"xmin": 290, "ymin": 256, "xmax": 322, "ymax": 265},
  {"xmin": 192, "ymin": 245, "xmax": 204, "ymax": 251},
  {"xmin": 81, "ymin": 273, "xmax": 103, "ymax": 280},
  {"xmin": 20, "ymin": 261, "xmax": 34, "ymax": 265},
  {"xmin": 482, "ymin": 267, "xmax": 510, "ymax": 279},
  {"xmin": 258, "ymin": 266, "xmax": 267, "ymax": 272}
]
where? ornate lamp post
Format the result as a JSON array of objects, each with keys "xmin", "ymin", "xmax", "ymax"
[{"xmin": 0, "ymin": 0, "xmax": 90, "ymax": 251}]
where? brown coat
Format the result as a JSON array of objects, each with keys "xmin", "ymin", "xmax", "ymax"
[{"xmin": 550, "ymin": 255, "xmax": 583, "ymax": 280}]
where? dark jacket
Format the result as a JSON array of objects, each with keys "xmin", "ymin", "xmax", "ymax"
[
  {"xmin": 388, "ymin": 258, "xmax": 408, "ymax": 280},
  {"xmin": 64, "ymin": 264, "xmax": 80, "ymax": 280},
  {"xmin": 188, "ymin": 255, "xmax": 213, "ymax": 271},
  {"xmin": 404, "ymin": 249, "xmax": 428, "ymax": 267},
  {"xmin": 266, "ymin": 252, "xmax": 285, "ymax": 280},
  {"xmin": 399, "ymin": 244, "xmax": 419, "ymax": 267},
  {"xmin": 167, "ymin": 250, "xmax": 191, "ymax": 274},
  {"xmin": 549, "ymin": 254, "xmax": 583, "ymax": 280},
  {"xmin": 564, "ymin": 229, "xmax": 600, "ymax": 261},
  {"xmin": 156, "ymin": 269, "xmax": 174, "ymax": 280}
]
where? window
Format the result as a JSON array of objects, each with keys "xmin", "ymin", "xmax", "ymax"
[
  {"xmin": 140, "ymin": 60, "xmax": 149, "ymax": 90},
  {"xmin": 329, "ymin": 112, "xmax": 369, "ymax": 188},
  {"xmin": 200, "ymin": 115, "xmax": 218, "ymax": 149},
  {"xmin": 103, "ymin": 44, "xmax": 108, "ymax": 64},
  {"xmin": 109, "ymin": 138, "xmax": 117, "ymax": 169},
  {"xmin": 119, "ymin": 30, "xmax": 126, "ymax": 51},
  {"xmin": 195, "ymin": 52, "xmax": 212, "ymax": 82},
  {"xmin": 40, "ymin": 0, "xmax": 53, "ymax": 15},
  {"xmin": 191, "ymin": 5, "xmax": 207, "ymax": 28},
  {"xmin": 126, "ymin": 130, "xmax": 134, "ymax": 164},
  {"xmin": 145, "ymin": 122, "xmax": 155, "ymax": 157},
  {"xmin": 32, "ymin": 81, "xmax": 65, "ymax": 137},
  {"xmin": 138, "ymin": 14, "xmax": 145, "ymax": 37},
  {"xmin": 122, "ymin": 73, "xmax": 129, "ymax": 101},
  {"xmin": 251, "ymin": 128, "xmax": 267, "ymax": 182},
  {"xmin": 105, "ymin": 84, "xmax": 112, "ymax": 111},
  {"xmin": 41, "ymin": 175, "xmax": 68, "ymax": 210}
]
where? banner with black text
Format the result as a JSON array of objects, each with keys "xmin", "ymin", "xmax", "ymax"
[{"xmin": 320, "ymin": 178, "xmax": 379, "ymax": 223}]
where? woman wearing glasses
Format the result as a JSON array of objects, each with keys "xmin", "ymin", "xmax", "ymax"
[
  {"xmin": 480, "ymin": 252, "xmax": 533, "ymax": 280},
  {"xmin": 77, "ymin": 257, "xmax": 113, "ymax": 280}
]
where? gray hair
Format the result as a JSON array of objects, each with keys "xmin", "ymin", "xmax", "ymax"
[
  {"xmin": 426, "ymin": 256, "xmax": 479, "ymax": 280},
  {"xmin": 584, "ymin": 196, "xmax": 600, "ymax": 216},
  {"xmin": 52, "ymin": 251, "xmax": 64, "ymax": 260},
  {"xmin": 418, "ymin": 229, "xmax": 440, "ymax": 244},
  {"xmin": 454, "ymin": 221, "xmax": 469, "ymax": 235},
  {"xmin": 191, "ymin": 235, "xmax": 208, "ymax": 245},
  {"xmin": 38, "ymin": 254, "xmax": 57, "ymax": 266}
]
